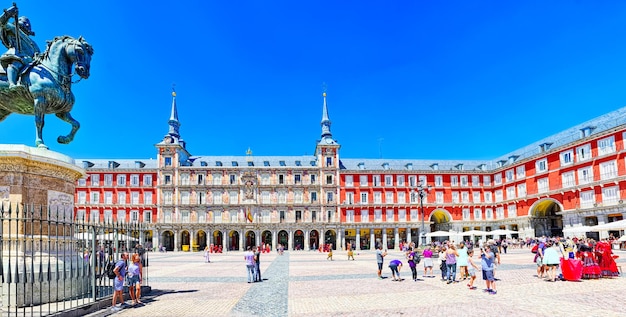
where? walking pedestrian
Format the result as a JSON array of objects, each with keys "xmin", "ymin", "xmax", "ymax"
[
  {"xmin": 407, "ymin": 247, "xmax": 418, "ymax": 281},
  {"xmin": 466, "ymin": 249, "xmax": 479, "ymax": 290},
  {"xmin": 204, "ymin": 245, "xmax": 210, "ymax": 263},
  {"xmin": 327, "ymin": 247, "xmax": 333, "ymax": 261}
]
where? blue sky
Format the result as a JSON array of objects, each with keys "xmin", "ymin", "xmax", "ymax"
[{"xmin": 2, "ymin": 1, "xmax": 626, "ymax": 160}]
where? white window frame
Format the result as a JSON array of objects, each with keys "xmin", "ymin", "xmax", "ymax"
[
  {"xmin": 360, "ymin": 210, "xmax": 369, "ymax": 222},
  {"xmin": 345, "ymin": 175, "xmax": 354, "ymax": 187},
  {"xmin": 435, "ymin": 175, "xmax": 443, "ymax": 187},
  {"xmin": 562, "ymin": 171, "xmax": 575, "ymax": 188},
  {"xmin": 599, "ymin": 160, "xmax": 617, "ymax": 180},
  {"xmin": 597, "ymin": 136, "xmax": 615, "ymax": 156},
  {"xmin": 560, "ymin": 150, "xmax": 574, "ymax": 166},
  {"xmin": 537, "ymin": 178, "xmax": 549, "ymax": 194},
  {"xmin": 577, "ymin": 144, "xmax": 591, "ymax": 162}
]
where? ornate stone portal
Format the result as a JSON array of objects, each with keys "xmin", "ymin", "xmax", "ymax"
[{"xmin": 0, "ymin": 144, "xmax": 85, "ymax": 307}]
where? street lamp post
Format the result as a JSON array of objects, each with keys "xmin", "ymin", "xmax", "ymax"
[{"xmin": 417, "ymin": 181, "xmax": 431, "ymax": 246}]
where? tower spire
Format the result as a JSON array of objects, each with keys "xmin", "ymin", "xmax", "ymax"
[
  {"xmin": 320, "ymin": 90, "xmax": 332, "ymax": 140},
  {"xmin": 167, "ymin": 85, "xmax": 180, "ymax": 138}
]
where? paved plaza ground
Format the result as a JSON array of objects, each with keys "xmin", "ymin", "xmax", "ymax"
[{"xmin": 96, "ymin": 247, "xmax": 626, "ymax": 317}]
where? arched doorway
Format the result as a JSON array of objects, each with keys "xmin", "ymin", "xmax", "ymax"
[
  {"xmin": 429, "ymin": 209, "xmax": 453, "ymax": 243},
  {"xmin": 309, "ymin": 230, "xmax": 319, "ymax": 250},
  {"xmin": 278, "ymin": 230, "xmax": 288, "ymax": 249},
  {"xmin": 530, "ymin": 199, "xmax": 563, "ymax": 237},
  {"xmin": 262, "ymin": 230, "xmax": 272, "ymax": 248},
  {"xmin": 196, "ymin": 230, "xmax": 207, "ymax": 251},
  {"xmin": 229, "ymin": 230, "xmax": 240, "ymax": 251},
  {"xmin": 180, "ymin": 230, "xmax": 191, "ymax": 251},
  {"xmin": 344, "ymin": 229, "xmax": 356, "ymax": 250},
  {"xmin": 294, "ymin": 230, "xmax": 304, "ymax": 250},
  {"xmin": 359, "ymin": 229, "xmax": 370, "ymax": 250},
  {"xmin": 245, "ymin": 230, "xmax": 256, "ymax": 249},
  {"xmin": 212, "ymin": 230, "xmax": 224, "ymax": 252},
  {"xmin": 162, "ymin": 230, "xmax": 174, "ymax": 251},
  {"xmin": 324, "ymin": 229, "xmax": 336, "ymax": 250},
  {"xmin": 143, "ymin": 230, "xmax": 153, "ymax": 248}
]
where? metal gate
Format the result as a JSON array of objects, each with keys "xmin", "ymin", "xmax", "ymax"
[{"xmin": 1, "ymin": 203, "xmax": 149, "ymax": 316}]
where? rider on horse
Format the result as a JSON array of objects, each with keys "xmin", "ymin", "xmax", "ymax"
[{"xmin": 0, "ymin": 4, "xmax": 39, "ymax": 89}]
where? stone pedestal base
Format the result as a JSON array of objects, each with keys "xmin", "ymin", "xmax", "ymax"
[{"xmin": 0, "ymin": 144, "xmax": 85, "ymax": 308}]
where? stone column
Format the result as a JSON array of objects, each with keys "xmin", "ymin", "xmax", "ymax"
[
  {"xmin": 407, "ymin": 229, "xmax": 412, "ymax": 246},
  {"xmin": 382, "ymin": 229, "xmax": 387, "ymax": 250},
  {"xmin": 174, "ymin": 230, "xmax": 179, "ymax": 252},
  {"xmin": 272, "ymin": 230, "xmax": 277, "ymax": 251},
  {"xmin": 239, "ymin": 230, "xmax": 244, "ymax": 251},
  {"xmin": 337, "ymin": 229, "xmax": 343, "ymax": 251},
  {"xmin": 394, "ymin": 228, "xmax": 399, "ymax": 250},
  {"xmin": 222, "ymin": 230, "xmax": 227, "ymax": 251},
  {"xmin": 256, "ymin": 230, "xmax": 261, "ymax": 247},
  {"xmin": 288, "ymin": 230, "xmax": 294, "ymax": 251},
  {"xmin": 370, "ymin": 230, "xmax": 375, "ymax": 250},
  {"xmin": 356, "ymin": 230, "xmax": 361, "ymax": 251},
  {"xmin": 304, "ymin": 230, "xmax": 310, "ymax": 251}
]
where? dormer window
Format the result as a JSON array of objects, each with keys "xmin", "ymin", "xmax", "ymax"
[
  {"xmin": 232, "ymin": 161, "xmax": 238, "ymax": 167},
  {"xmin": 264, "ymin": 161, "xmax": 270, "ymax": 166},
  {"xmin": 430, "ymin": 163, "xmax": 439, "ymax": 171},
  {"xmin": 82, "ymin": 161, "xmax": 94, "ymax": 169},
  {"xmin": 455, "ymin": 163, "xmax": 463, "ymax": 171},
  {"xmin": 382, "ymin": 163, "xmax": 390, "ymax": 170},
  {"xmin": 134, "ymin": 161, "xmax": 145, "ymax": 168},
  {"xmin": 109, "ymin": 161, "xmax": 120, "ymax": 169},
  {"xmin": 310, "ymin": 161, "xmax": 316, "ymax": 166},
  {"xmin": 508, "ymin": 155, "xmax": 519, "ymax": 164},
  {"xmin": 539, "ymin": 142, "xmax": 553, "ymax": 152},
  {"xmin": 248, "ymin": 161, "xmax": 254, "ymax": 166},
  {"xmin": 295, "ymin": 160, "xmax": 302, "ymax": 166},
  {"xmin": 580, "ymin": 126, "xmax": 595, "ymax": 138},
  {"xmin": 279, "ymin": 161, "xmax": 286, "ymax": 166},
  {"xmin": 358, "ymin": 162, "xmax": 365, "ymax": 170},
  {"xmin": 497, "ymin": 160, "xmax": 507, "ymax": 168},
  {"xmin": 200, "ymin": 161, "xmax": 208, "ymax": 167},
  {"xmin": 215, "ymin": 161, "xmax": 222, "ymax": 167},
  {"xmin": 405, "ymin": 163, "xmax": 413, "ymax": 170}
]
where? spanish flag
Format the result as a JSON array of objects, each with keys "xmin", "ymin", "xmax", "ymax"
[{"xmin": 246, "ymin": 207, "xmax": 253, "ymax": 222}]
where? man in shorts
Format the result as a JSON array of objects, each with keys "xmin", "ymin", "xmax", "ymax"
[
  {"xmin": 111, "ymin": 252, "xmax": 129, "ymax": 311},
  {"xmin": 481, "ymin": 245, "xmax": 496, "ymax": 295},
  {"xmin": 376, "ymin": 245, "xmax": 387, "ymax": 279}
]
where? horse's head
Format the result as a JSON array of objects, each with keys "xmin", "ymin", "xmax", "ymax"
[{"xmin": 64, "ymin": 36, "xmax": 94, "ymax": 79}]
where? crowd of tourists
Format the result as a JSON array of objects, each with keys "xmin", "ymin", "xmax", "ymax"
[{"xmin": 371, "ymin": 234, "xmax": 622, "ymax": 296}]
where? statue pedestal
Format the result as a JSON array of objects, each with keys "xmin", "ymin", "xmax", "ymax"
[{"xmin": 0, "ymin": 144, "xmax": 86, "ymax": 308}]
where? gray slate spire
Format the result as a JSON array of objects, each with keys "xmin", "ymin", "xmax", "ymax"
[
  {"xmin": 320, "ymin": 92, "xmax": 332, "ymax": 139},
  {"xmin": 167, "ymin": 88, "xmax": 180, "ymax": 138}
]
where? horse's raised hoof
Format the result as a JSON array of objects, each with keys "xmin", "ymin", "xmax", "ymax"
[
  {"xmin": 36, "ymin": 142, "xmax": 49, "ymax": 149},
  {"xmin": 57, "ymin": 136, "xmax": 70, "ymax": 144}
]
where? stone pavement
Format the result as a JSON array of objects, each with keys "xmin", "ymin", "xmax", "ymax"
[{"xmin": 92, "ymin": 247, "xmax": 626, "ymax": 317}]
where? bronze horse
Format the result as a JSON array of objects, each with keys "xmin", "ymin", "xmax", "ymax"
[{"xmin": 0, "ymin": 35, "xmax": 93, "ymax": 148}]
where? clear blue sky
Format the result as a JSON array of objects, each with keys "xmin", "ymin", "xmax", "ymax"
[{"xmin": 1, "ymin": 1, "xmax": 626, "ymax": 160}]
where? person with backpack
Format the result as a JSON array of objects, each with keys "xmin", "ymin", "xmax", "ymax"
[
  {"xmin": 111, "ymin": 252, "xmax": 129, "ymax": 312},
  {"xmin": 407, "ymin": 247, "xmax": 419, "ymax": 281}
]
